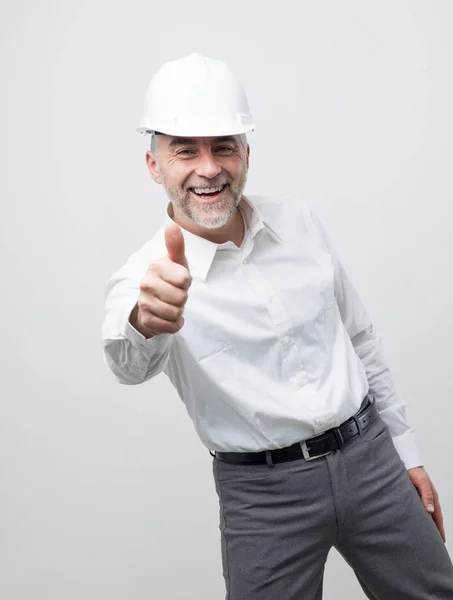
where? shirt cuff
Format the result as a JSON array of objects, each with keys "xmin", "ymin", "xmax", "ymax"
[{"xmin": 391, "ymin": 431, "xmax": 423, "ymax": 470}]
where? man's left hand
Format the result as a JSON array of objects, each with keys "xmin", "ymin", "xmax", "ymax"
[{"xmin": 407, "ymin": 466, "xmax": 446, "ymax": 542}]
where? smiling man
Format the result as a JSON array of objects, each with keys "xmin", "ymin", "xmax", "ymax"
[{"xmin": 102, "ymin": 53, "xmax": 453, "ymax": 599}]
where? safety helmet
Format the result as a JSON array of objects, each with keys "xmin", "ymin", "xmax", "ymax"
[{"xmin": 137, "ymin": 53, "xmax": 255, "ymax": 137}]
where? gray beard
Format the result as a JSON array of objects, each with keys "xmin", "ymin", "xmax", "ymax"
[{"xmin": 160, "ymin": 170, "xmax": 248, "ymax": 230}]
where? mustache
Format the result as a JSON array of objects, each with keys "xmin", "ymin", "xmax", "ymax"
[{"xmin": 185, "ymin": 178, "xmax": 231, "ymax": 191}]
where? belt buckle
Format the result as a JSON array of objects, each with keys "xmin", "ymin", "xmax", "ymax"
[{"xmin": 300, "ymin": 440, "xmax": 332, "ymax": 461}]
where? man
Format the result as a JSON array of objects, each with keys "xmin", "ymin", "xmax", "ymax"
[{"xmin": 102, "ymin": 53, "xmax": 453, "ymax": 599}]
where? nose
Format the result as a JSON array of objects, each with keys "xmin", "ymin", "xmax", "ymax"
[{"xmin": 194, "ymin": 150, "xmax": 222, "ymax": 179}]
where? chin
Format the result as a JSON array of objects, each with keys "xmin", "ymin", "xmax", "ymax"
[
  {"xmin": 189, "ymin": 203, "xmax": 236, "ymax": 230},
  {"xmin": 193, "ymin": 215, "xmax": 232, "ymax": 229}
]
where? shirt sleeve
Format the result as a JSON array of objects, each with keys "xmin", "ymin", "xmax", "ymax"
[
  {"xmin": 305, "ymin": 204, "xmax": 423, "ymax": 470},
  {"xmin": 101, "ymin": 241, "xmax": 173, "ymax": 385}
]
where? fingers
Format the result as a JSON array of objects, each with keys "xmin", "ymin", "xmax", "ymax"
[
  {"xmin": 147, "ymin": 257, "xmax": 192, "ymax": 290},
  {"xmin": 155, "ymin": 279, "xmax": 189, "ymax": 306},
  {"xmin": 418, "ymin": 479, "xmax": 435, "ymax": 514},
  {"xmin": 409, "ymin": 470, "xmax": 447, "ymax": 544},
  {"xmin": 138, "ymin": 271, "xmax": 189, "ymax": 336},
  {"xmin": 417, "ymin": 479, "xmax": 446, "ymax": 543},
  {"xmin": 138, "ymin": 290, "xmax": 187, "ymax": 323},
  {"xmin": 161, "ymin": 258, "xmax": 192, "ymax": 290},
  {"xmin": 139, "ymin": 312, "xmax": 185, "ymax": 337},
  {"xmin": 432, "ymin": 489, "xmax": 446, "ymax": 543},
  {"xmin": 140, "ymin": 273, "xmax": 190, "ymax": 304}
]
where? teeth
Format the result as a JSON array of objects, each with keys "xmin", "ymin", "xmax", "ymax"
[{"xmin": 192, "ymin": 185, "xmax": 224, "ymax": 195}]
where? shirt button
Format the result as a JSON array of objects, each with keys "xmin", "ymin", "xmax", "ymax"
[{"xmin": 282, "ymin": 336, "xmax": 290, "ymax": 345}]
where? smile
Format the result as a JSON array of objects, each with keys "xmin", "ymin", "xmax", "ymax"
[{"xmin": 189, "ymin": 184, "xmax": 228, "ymax": 204}]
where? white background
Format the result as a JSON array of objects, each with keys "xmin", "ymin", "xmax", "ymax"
[{"xmin": 1, "ymin": 1, "xmax": 452, "ymax": 598}]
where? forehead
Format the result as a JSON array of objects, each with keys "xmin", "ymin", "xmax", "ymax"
[{"xmin": 165, "ymin": 135, "xmax": 240, "ymax": 148}]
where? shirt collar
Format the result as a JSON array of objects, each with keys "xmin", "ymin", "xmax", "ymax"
[{"xmin": 161, "ymin": 195, "xmax": 281, "ymax": 281}]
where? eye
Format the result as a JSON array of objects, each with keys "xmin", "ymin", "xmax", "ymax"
[
  {"xmin": 215, "ymin": 146, "xmax": 234, "ymax": 155},
  {"xmin": 177, "ymin": 149, "xmax": 197, "ymax": 156}
]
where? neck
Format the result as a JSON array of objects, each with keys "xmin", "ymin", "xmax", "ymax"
[{"xmin": 169, "ymin": 202, "xmax": 245, "ymax": 247}]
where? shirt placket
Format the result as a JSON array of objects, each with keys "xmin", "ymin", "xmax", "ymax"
[{"xmin": 241, "ymin": 253, "xmax": 310, "ymax": 392}]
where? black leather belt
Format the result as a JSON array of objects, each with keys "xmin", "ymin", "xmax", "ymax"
[{"xmin": 214, "ymin": 396, "xmax": 378, "ymax": 465}]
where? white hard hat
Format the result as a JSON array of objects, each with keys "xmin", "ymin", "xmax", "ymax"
[{"xmin": 137, "ymin": 53, "xmax": 255, "ymax": 137}]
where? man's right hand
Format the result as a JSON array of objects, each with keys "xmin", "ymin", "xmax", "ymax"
[{"xmin": 129, "ymin": 222, "xmax": 192, "ymax": 339}]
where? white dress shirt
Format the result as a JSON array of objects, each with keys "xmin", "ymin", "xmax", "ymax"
[{"xmin": 102, "ymin": 195, "xmax": 422, "ymax": 470}]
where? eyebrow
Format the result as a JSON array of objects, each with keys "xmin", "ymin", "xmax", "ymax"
[{"xmin": 168, "ymin": 136, "xmax": 238, "ymax": 148}]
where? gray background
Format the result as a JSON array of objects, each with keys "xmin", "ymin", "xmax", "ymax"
[{"xmin": 1, "ymin": 1, "xmax": 452, "ymax": 599}]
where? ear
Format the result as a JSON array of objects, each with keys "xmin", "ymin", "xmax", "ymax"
[
  {"xmin": 246, "ymin": 144, "xmax": 250, "ymax": 169},
  {"xmin": 146, "ymin": 151, "xmax": 162, "ymax": 184}
]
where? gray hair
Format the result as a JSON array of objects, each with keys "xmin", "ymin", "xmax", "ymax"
[{"xmin": 150, "ymin": 132, "xmax": 248, "ymax": 154}]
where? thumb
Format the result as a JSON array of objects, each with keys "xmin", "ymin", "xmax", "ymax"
[{"xmin": 165, "ymin": 222, "xmax": 189, "ymax": 269}]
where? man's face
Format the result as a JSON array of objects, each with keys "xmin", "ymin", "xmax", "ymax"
[{"xmin": 146, "ymin": 135, "xmax": 249, "ymax": 229}]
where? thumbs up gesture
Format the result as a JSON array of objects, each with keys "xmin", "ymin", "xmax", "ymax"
[{"xmin": 130, "ymin": 222, "xmax": 193, "ymax": 338}]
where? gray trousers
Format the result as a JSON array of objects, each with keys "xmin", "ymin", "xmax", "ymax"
[{"xmin": 212, "ymin": 414, "xmax": 453, "ymax": 599}]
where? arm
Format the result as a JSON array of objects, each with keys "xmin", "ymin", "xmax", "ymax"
[{"xmin": 306, "ymin": 204, "xmax": 422, "ymax": 470}]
